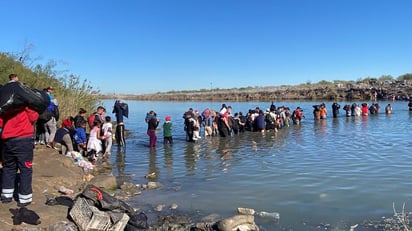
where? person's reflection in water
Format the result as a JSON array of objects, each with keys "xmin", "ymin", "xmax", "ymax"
[
  {"xmin": 117, "ymin": 142, "xmax": 126, "ymax": 153},
  {"xmin": 332, "ymin": 116, "xmax": 340, "ymax": 131},
  {"xmin": 313, "ymin": 118, "xmax": 327, "ymax": 137},
  {"xmin": 115, "ymin": 148, "xmax": 126, "ymax": 177},
  {"xmin": 184, "ymin": 142, "xmax": 199, "ymax": 176},
  {"xmin": 115, "ymin": 147, "xmax": 134, "ymax": 186},
  {"xmin": 217, "ymin": 137, "xmax": 232, "ymax": 158},
  {"xmin": 216, "ymin": 137, "xmax": 232, "ymax": 173},
  {"xmin": 293, "ymin": 123, "xmax": 304, "ymax": 144},
  {"xmin": 147, "ymin": 148, "xmax": 159, "ymax": 181},
  {"xmin": 164, "ymin": 146, "xmax": 173, "ymax": 174}
]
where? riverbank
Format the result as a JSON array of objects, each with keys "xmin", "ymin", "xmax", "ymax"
[{"xmin": 0, "ymin": 145, "xmax": 85, "ymax": 230}]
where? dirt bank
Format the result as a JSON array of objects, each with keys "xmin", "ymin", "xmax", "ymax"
[{"xmin": 0, "ymin": 145, "xmax": 85, "ymax": 230}]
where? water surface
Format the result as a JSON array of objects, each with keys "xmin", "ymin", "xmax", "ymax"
[{"xmin": 103, "ymin": 100, "xmax": 412, "ymax": 230}]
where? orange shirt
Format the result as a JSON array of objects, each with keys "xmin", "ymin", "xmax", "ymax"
[{"xmin": 320, "ymin": 107, "xmax": 327, "ymax": 117}]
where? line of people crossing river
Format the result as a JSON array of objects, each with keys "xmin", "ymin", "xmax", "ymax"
[{"xmin": 145, "ymin": 101, "xmax": 396, "ymax": 146}]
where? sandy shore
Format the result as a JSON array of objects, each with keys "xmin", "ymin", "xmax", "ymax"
[{"xmin": 0, "ymin": 144, "xmax": 85, "ymax": 230}]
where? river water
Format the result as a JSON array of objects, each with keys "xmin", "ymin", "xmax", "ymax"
[{"xmin": 102, "ymin": 100, "xmax": 412, "ymax": 230}]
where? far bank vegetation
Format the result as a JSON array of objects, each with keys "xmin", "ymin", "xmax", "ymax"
[{"xmin": 103, "ymin": 75, "xmax": 412, "ymax": 102}]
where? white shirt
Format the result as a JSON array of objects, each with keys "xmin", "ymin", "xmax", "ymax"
[{"xmin": 102, "ymin": 122, "xmax": 113, "ymax": 137}]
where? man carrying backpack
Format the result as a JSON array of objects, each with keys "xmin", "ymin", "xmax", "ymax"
[
  {"xmin": 88, "ymin": 106, "xmax": 106, "ymax": 130},
  {"xmin": 0, "ymin": 74, "xmax": 47, "ymax": 207}
]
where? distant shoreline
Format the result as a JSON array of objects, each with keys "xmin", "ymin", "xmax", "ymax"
[{"xmin": 101, "ymin": 80, "xmax": 412, "ymax": 102}]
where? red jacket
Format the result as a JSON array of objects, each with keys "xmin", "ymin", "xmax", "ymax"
[
  {"xmin": 0, "ymin": 107, "xmax": 39, "ymax": 139},
  {"xmin": 294, "ymin": 109, "xmax": 303, "ymax": 119},
  {"xmin": 361, "ymin": 105, "xmax": 369, "ymax": 115}
]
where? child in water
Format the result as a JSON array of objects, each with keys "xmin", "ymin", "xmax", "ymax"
[
  {"xmin": 102, "ymin": 116, "xmax": 113, "ymax": 160},
  {"xmin": 163, "ymin": 115, "xmax": 173, "ymax": 145}
]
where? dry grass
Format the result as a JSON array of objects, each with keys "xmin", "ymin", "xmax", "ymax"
[{"xmin": 393, "ymin": 202, "xmax": 411, "ymax": 231}]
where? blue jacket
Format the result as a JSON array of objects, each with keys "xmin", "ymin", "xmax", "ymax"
[{"xmin": 73, "ymin": 127, "xmax": 87, "ymax": 144}]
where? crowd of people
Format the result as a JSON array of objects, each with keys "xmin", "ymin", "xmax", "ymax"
[
  {"xmin": 144, "ymin": 101, "xmax": 396, "ymax": 146},
  {"xmin": 144, "ymin": 103, "xmax": 307, "ymax": 146},
  {"xmin": 341, "ymin": 102, "xmax": 392, "ymax": 116},
  {"xmin": 46, "ymin": 101, "xmax": 129, "ymax": 163},
  {"xmin": 0, "ymin": 73, "xmax": 128, "ymax": 207},
  {"xmin": 180, "ymin": 103, "xmax": 303, "ymax": 142}
]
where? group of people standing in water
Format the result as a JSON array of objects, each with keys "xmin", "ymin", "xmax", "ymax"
[
  {"xmin": 180, "ymin": 103, "xmax": 306, "ymax": 142},
  {"xmin": 340, "ymin": 102, "xmax": 392, "ymax": 117},
  {"xmin": 145, "ymin": 101, "xmax": 398, "ymax": 146},
  {"xmin": 181, "ymin": 101, "xmax": 397, "ymax": 142},
  {"xmin": 314, "ymin": 102, "xmax": 393, "ymax": 119}
]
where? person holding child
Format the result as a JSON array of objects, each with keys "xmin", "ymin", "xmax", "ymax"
[{"xmin": 146, "ymin": 111, "xmax": 159, "ymax": 148}]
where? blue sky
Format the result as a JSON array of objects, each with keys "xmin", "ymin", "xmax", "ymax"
[{"xmin": 1, "ymin": 0, "xmax": 411, "ymax": 94}]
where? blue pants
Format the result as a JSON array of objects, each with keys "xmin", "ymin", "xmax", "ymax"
[{"xmin": 1, "ymin": 137, "xmax": 34, "ymax": 204}]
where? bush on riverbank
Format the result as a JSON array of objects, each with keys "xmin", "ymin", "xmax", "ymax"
[{"xmin": 0, "ymin": 52, "xmax": 100, "ymax": 119}]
